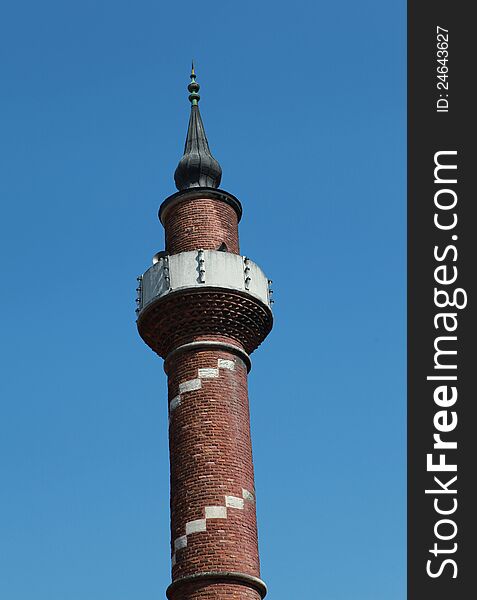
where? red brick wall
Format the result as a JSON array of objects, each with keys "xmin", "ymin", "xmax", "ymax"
[
  {"xmin": 163, "ymin": 196, "xmax": 240, "ymax": 255},
  {"xmin": 166, "ymin": 347, "xmax": 261, "ymax": 599}
]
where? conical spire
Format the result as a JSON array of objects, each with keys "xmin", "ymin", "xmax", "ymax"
[{"xmin": 174, "ymin": 64, "xmax": 222, "ymax": 191}]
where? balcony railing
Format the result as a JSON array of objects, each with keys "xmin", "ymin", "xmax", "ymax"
[{"xmin": 136, "ymin": 250, "xmax": 272, "ymax": 316}]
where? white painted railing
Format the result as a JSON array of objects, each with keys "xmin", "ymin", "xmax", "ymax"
[{"xmin": 136, "ymin": 250, "xmax": 272, "ymax": 315}]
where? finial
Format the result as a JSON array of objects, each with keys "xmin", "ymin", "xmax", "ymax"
[
  {"xmin": 188, "ymin": 61, "xmax": 200, "ymax": 105},
  {"xmin": 174, "ymin": 63, "xmax": 222, "ymax": 190}
]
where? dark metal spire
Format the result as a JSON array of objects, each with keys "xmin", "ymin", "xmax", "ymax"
[{"xmin": 174, "ymin": 63, "xmax": 222, "ymax": 191}]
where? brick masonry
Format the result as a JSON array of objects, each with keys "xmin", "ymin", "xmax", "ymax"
[
  {"xmin": 138, "ymin": 182, "xmax": 271, "ymax": 600},
  {"xmin": 138, "ymin": 290, "xmax": 273, "ymax": 359},
  {"xmin": 167, "ymin": 349, "xmax": 260, "ymax": 581},
  {"xmin": 163, "ymin": 196, "xmax": 240, "ymax": 255}
]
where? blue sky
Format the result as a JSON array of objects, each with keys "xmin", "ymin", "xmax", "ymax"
[{"xmin": 0, "ymin": 1, "xmax": 405, "ymax": 598}]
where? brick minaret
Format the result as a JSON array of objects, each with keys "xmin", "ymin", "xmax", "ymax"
[{"xmin": 136, "ymin": 65, "xmax": 273, "ymax": 600}]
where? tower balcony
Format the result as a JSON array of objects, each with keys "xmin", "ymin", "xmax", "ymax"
[
  {"xmin": 136, "ymin": 250, "xmax": 273, "ymax": 359},
  {"xmin": 137, "ymin": 250, "xmax": 272, "ymax": 314}
]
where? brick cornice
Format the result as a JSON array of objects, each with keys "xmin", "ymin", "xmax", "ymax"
[
  {"xmin": 164, "ymin": 341, "xmax": 252, "ymax": 373},
  {"xmin": 166, "ymin": 571, "xmax": 267, "ymax": 599},
  {"xmin": 137, "ymin": 287, "xmax": 273, "ymax": 358},
  {"xmin": 159, "ymin": 187, "xmax": 243, "ymax": 225}
]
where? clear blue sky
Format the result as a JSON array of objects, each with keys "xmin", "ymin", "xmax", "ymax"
[{"xmin": 0, "ymin": 1, "xmax": 405, "ymax": 598}]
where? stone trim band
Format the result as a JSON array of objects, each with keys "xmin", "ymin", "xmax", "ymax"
[
  {"xmin": 164, "ymin": 340, "xmax": 252, "ymax": 373},
  {"xmin": 166, "ymin": 571, "xmax": 267, "ymax": 599}
]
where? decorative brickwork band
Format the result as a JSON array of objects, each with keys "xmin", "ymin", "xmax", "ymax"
[
  {"xmin": 167, "ymin": 349, "xmax": 260, "ymax": 584},
  {"xmin": 164, "ymin": 341, "xmax": 252, "ymax": 374},
  {"xmin": 166, "ymin": 572, "xmax": 268, "ymax": 600},
  {"xmin": 159, "ymin": 187, "xmax": 243, "ymax": 225},
  {"xmin": 137, "ymin": 288, "xmax": 272, "ymax": 358}
]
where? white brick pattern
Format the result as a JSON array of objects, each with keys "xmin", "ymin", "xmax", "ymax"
[
  {"xmin": 185, "ymin": 519, "xmax": 207, "ymax": 535},
  {"xmin": 225, "ymin": 495, "xmax": 244, "ymax": 509},
  {"xmin": 218, "ymin": 358, "xmax": 235, "ymax": 371},
  {"xmin": 169, "ymin": 356, "xmax": 253, "ymax": 567},
  {"xmin": 169, "ymin": 395, "xmax": 181, "ymax": 412},
  {"xmin": 198, "ymin": 367, "xmax": 219, "ymax": 378},
  {"xmin": 242, "ymin": 488, "xmax": 255, "ymax": 502},
  {"xmin": 168, "ymin": 358, "xmax": 238, "ymax": 420},
  {"xmin": 174, "ymin": 535, "xmax": 187, "ymax": 551},
  {"xmin": 179, "ymin": 378, "xmax": 202, "ymax": 394},
  {"xmin": 171, "ymin": 488, "xmax": 254, "ymax": 567},
  {"xmin": 205, "ymin": 505, "xmax": 227, "ymax": 519}
]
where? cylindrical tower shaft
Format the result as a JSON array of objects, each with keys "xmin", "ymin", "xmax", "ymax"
[
  {"xmin": 160, "ymin": 190, "xmax": 241, "ymax": 255},
  {"xmin": 166, "ymin": 346, "xmax": 263, "ymax": 600}
]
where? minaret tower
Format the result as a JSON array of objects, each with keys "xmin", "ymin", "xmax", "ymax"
[{"xmin": 136, "ymin": 66, "xmax": 273, "ymax": 600}]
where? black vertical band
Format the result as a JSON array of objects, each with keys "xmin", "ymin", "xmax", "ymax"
[{"xmin": 408, "ymin": 2, "xmax": 475, "ymax": 598}]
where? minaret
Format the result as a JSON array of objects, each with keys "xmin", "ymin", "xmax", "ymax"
[{"xmin": 136, "ymin": 65, "xmax": 273, "ymax": 600}]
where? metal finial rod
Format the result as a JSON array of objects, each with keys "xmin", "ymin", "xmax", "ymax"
[{"xmin": 188, "ymin": 61, "xmax": 200, "ymax": 105}]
